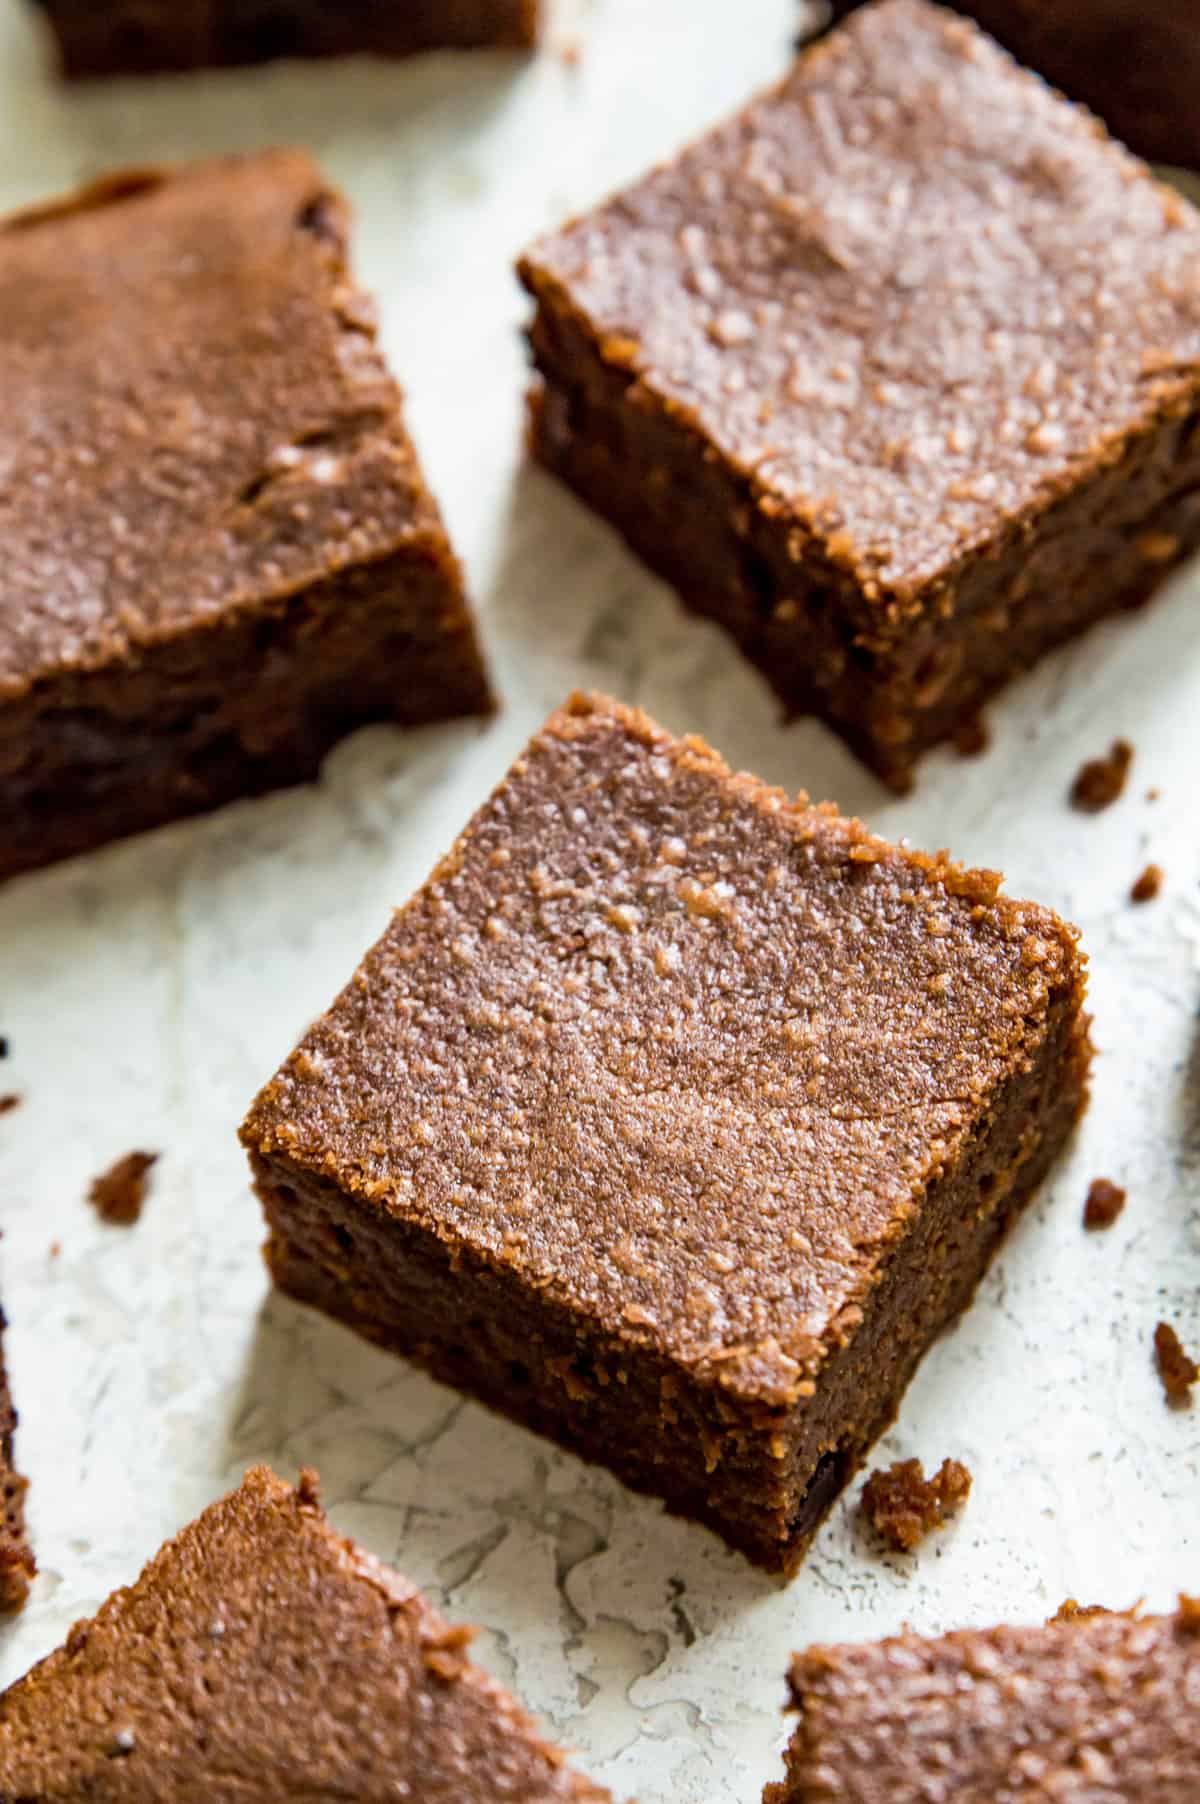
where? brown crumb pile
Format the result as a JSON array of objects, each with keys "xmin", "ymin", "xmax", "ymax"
[
  {"xmin": 1083, "ymin": 1178, "xmax": 1126, "ymax": 1230},
  {"xmin": 0, "ymin": 1095, "xmax": 19, "ymax": 1116},
  {"xmin": 1154, "ymin": 1322, "xmax": 1198, "ymax": 1404},
  {"xmin": 1130, "ymin": 863, "xmax": 1163, "ymax": 903},
  {"xmin": 88, "ymin": 1152, "xmax": 158, "ymax": 1227},
  {"xmin": 860, "ymin": 1457, "xmax": 972, "ymax": 1552},
  {"xmin": 1051, "ymin": 1600, "xmax": 1110, "ymax": 1624},
  {"xmin": 1070, "ymin": 740, "xmax": 1133, "ymax": 812}
]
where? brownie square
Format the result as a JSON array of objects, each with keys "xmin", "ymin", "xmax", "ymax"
[
  {"xmin": 32, "ymin": 0, "xmax": 540, "ymax": 77},
  {"xmin": 767, "ymin": 1601, "xmax": 1200, "ymax": 1802},
  {"xmin": 242, "ymin": 693, "xmax": 1091, "ymax": 1574},
  {"xmin": 0, "ymin": 1311, "xmax": 33, "ymax": 1614},
  {"xmin": 0, "ymin": 151, "xmax": 492, "ymax": 883},
  {"xmin": 0, "ymin": 1465, "xmax": 609, "ymax": 1799},
  {"xmin": 518, "ymin": 0, "xmax": 1200, "ymax": 791},
  {"xmin": 822, "ymin": 0, "xmax": 1200, "ymax": 171}
]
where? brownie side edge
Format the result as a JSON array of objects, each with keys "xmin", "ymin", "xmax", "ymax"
[
  {"xmin": 0, "ymin": 1314, "xmax": 34, "ymax": 1613},
  {"xmin": 0, "ymin": 543, "xmax": 493, "ymax": 885},
  {"xmin": 36, "ymin": 0, "xmax": 540, "ymax": 76}
]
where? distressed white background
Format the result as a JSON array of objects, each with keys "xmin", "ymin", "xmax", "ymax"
[{"xmin": 0, "ymin": 1, "xmax": 1197, "ymax": 1796}]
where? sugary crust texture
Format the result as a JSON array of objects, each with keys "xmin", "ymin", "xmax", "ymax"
[
  {"xmin": 243, "ymin": 690, "xmax": 1088, "ymax": 1405},
  {"xmin": 0, "ymin": 1466, "xmax": 608, "ymax": 1802},
  {"xmin": 769, "ymin": 1603, "xmax": 1200, "ymax": 1803}
]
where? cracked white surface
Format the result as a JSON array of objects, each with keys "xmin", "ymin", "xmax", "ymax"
[{"xmin": 0, "ymin": 1, "xmax": 1198, "ymax": 1798}]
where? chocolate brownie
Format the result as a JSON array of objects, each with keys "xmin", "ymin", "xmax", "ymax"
[
  {"xmin": 0, "ymin": 1311, "xmax": 34, "ymax": 1613},
  {"xmin": 242, "ymin": 692, "xmax": 1091, "ymax": 1574},
  {"xmin": 820, "ymin": 0, "xmax": 1200, "ymax": 170},
  {"xmin": 766, "ymin": 1600, "xmax": 1200, "ymax": 1802},
  {"xmin": 0, "ymin": 1465, "xmax": 608, "ymax": 1800},
  {"xmin": 33, "ymin": 0, "xmax": 539, "ymax": 77},
  {"xmin": 518, "ymin": 0, "xmax": 1200, "ymax": 791},
  {"xmin": 0, "ymin": 150, "xmax": 492, "ymax": 884}
]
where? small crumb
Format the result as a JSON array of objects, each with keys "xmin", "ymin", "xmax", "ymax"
[
  {"xmin": 1129, "ymin": 863, "xmax": 1163, "ymax": 904},
  {"xmin": 1083, "ymin": 1178, "xmax": 1126, "ymax": 1230},
  {"xmin": 48, "ymin": 1242, "xmax": 61, "ymax": 1262},
  {"xmin": 1146, "ymin": 787, "xmax": 1160, "ymax": 802},
  {"xmin": 1070, "ymin": 740, "xmax": 1133, "ymax": 812},
  {"xmin": 297, "ymin": 1466, "xmax": 322, "ymax": 1507},
  {"xmin": 952, "ymin": 715, "xmax": 989, "ymax": 759},
  {"xmin": 1155, "ymin": 1322, "xmax": 1198, "ymax": 1404},
  {"xmin": 0, "ymin": 1036, "xmax": 8, "ymax": 1058},
  {"xmin": 1051, "ymin": 1599, "xmax": 1110, "ymax": 1624},
  {"xmin": 87, "ymin": 1152, "xmax": 158, "ymax": 1227},
  {"xmin": 557, "ymin": 35, "xmax": 581, "ymax": 66},
  {"xmin": 0, "ymin": 1095, "xmax": 20, "ymax": 1116},
  {"xmin": 860, "ymin": 1457, "xmax": 972, "ymax": 1552}
]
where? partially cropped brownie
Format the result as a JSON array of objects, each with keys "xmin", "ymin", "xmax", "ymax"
[
  {"xmin": 767, "ymin": 1600, "xmax": 1200, "ymax": 1802},
  {"xmin": 33, "ymin": 0, "xmax": 539, "ymax": 78},
  {"xmin": 519, "ymin": 0, "xmax": 1200, "ymax": 790},
  {"xmin": 821, "ymin": 0, "xmax": 1200, "ymax": 170},
  {"xmin": 243, "ymin": 693, "xmax": 1091, "ymax": 1573},
  {"xmin": 0, "ymin": 150, "xmax": 491, "ymax": 884},
  {"xmin": 0, "ymin": 1311, "xmax": 33, "ymax": 1612},
  {"xmin": 0, "ymin": 1465, "xmax": 608, "ymax": 1801}
]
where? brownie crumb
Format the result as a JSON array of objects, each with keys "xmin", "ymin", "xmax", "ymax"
[
  {"xmin": 1146, "ymin": 787, "xmax": 1161, "ymax": 802},
  {"xmin": 860, "ymin": 1457, "xmax": 972, "ymax": 1552},
  {"xmin": 1051, "ymin": 1599, "xmax": 1110, "ymax": 1623},
  {"xmin": 952, "ymin": 715, "xmax": 989, "ymax": 759},
  {"xmin": 1130, "ymin": 863, "xmax": 1163, "ymax": 903},
  {"xmin": 1083, "ymin": 1178, "xmax": 1126, "ymax": 1230},
  {"xmin": 1155, "ymin": 1321, "xmax": 1198, "ymax": 1404},
  {"xmin": 1070, "ymin": 740, "xmax": 1133, "ymax": 812},
  {"xmin": 297, "ymin": 1466, "xmax": 322, "ymax": 1507},
  {"xmin": 0, "ymin": 1532, "xmax": 35, "ymax": 1613},
  {"xmin": 0, "ymin": 1037, "xmax": 8, "ymax": 1059},
  {"xmin": 48, "ymin": 1243, "xmax": 61, "ymax": 1262},
  {"xmin": 88, "ymin": 1153, "xmax": 158, "ymax": 1227},
  {"xmin": 0, "ymin": 1096, "xmax": 19, "ymax": 1117},
  {"xmin": 1179, "ymin": 1595, "xmax": 1200, "ymax": 1636}
]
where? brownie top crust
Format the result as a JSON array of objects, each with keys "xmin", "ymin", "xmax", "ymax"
[
  {"xmin": 0, "ymin": 1466, "xmax": 608, "ymax": 1801},
  {"xmin": 776, "ymin": 1602, "xmax": 1200, "ymax": 1801},
  {"xmin": 244, "ymin": 693, "xmax": 1085, "ymax": 1406},
  {"xmin": 0, "ymin": 149, "xmax": 448, "ymax": 702},
  {"xmin": 519, "ymin": 0, "xmax": 1200, "ymax": 597}
]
